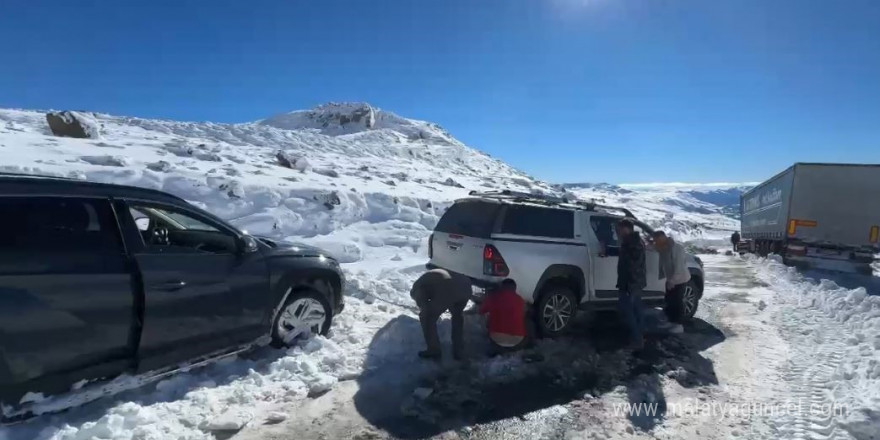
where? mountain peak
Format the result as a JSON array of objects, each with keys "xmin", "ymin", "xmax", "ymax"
[
  {"xmin": 260, "ymin": 102, "xmax": 377, "ymax": 133},
  {"xmin": 259, "ymin": 102, "xmax": 459, "ymax": 146}
]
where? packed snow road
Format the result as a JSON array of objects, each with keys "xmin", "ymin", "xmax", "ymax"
[
  {"xmin": 3, "ymin": 255, "xmax": 878, "ymax": 440},
  {"xmin": 234, "ymin": 254, "xmax": 879, "ymax": 440}
]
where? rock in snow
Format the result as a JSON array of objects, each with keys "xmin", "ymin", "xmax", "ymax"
[
  {"xmin": 265, "ymin": 412, "xmax": 287, "ymax": 423},
  {"xmin": 314, "ymin": 167, "xmax": 339, "ymax": 178},
  {"xmin": 146, "ymin": 160, "xmax": 173, "ymax": 172},
  {"xmin": 80, "ymin": 155, "xmax": 128, "ymax": 167},
  {"xmin": 200, "ymin": 408, "xmax": 253, "ymax": 432},
  {"xmin": 441, "ymin": 177, "xmax": 465, "ymax": 188},
  {"xmin": 46, "ymin": 111, "xmax": 101, "ymax": 139},
  {"xmin": 275, "ymin": 150, "xmax": 309, "ymax": 172}
]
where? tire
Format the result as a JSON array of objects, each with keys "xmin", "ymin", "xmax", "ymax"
[
  {"xmin": 664, "ymin": 279, "xmax": 699, "ymax": 323},
  {"xmin": 270, "ymin": 288, "xmax": 333, "ymax": 348},
  {"xmin": 534, "ymin": 284, "xmax": 578, "ymax": 338}
]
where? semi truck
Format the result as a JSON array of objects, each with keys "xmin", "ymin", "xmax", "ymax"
[{"xmin": 739, "ymin": 163, "xmax": 880, "ymax": 273}]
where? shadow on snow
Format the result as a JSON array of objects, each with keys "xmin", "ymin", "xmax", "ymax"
[{"xmin": 353, "ymin": 307, "xmax": 726, "ymax": 438}]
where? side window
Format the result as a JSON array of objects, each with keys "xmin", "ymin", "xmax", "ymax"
[
  {"xmin": 125, "ymin": 202, "xmax": 236, "ymax": 254},
  {"xmin": 590, "ymin": 216, "xmax": 619, "ymax": 247},
  {"xmin": 500, "ymin": 206, "xmax": 574, "ymax": 239},
  {"xmin": 0, "ymin": 197, "xmax": 121, "ymax": 252}
]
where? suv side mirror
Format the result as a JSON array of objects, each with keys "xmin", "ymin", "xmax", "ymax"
[{"xmin": 237, "ymin": 235, "xmax": 259, "ymax": 254}]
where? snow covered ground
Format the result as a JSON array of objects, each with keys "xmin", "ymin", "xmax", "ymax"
[
  {"xmin": 236, "ymin": 255, "xmax": 880, "ymax": 440},
  {"xmin": 1, "ymin": 104, "xmax": 878, "ymax": 440}
]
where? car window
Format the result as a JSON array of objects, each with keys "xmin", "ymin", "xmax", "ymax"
[
  {"xmin": 0, "ymin": 197, "xmax": 121, "ymax": 252},
  {"xmin": 162, "ymin": 210, "xmax": 219, "ymax": 231},
  {"xmin": 435, "ymin": 201, "xmax": 501, "ymax": 238},
  {"xmin": 500, "ymin": 205, "xmax": 574, "ymax": 239},
  {"xmin": 126, "ymin": 203, "xmax": 234, "ymax": 254},
  {"xmin": 130, "ymin": 208, "xmax": 151, "ymax": 231},
  {"xmin": 590, "ymin": 216, "xmax": 619, "ymax": 247}
]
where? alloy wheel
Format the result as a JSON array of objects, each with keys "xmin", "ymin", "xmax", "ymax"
[
  {"xmin": 542, "ymin": 292, "xmax": 573, "ymax": 332},
  {"xmin": 683, "ymin": 285, "xmax": 697, "ymax": 317},
  {"xmin": 277, "ymin": 297, "xmax": 327, "ymax": 344}
]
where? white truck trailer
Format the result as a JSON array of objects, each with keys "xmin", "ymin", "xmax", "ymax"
[{"xmin": 739, "ymin": 163, "xmax": 880, "ymax": 273}]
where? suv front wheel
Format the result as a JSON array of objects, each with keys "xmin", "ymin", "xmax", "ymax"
[
  {"xmin": 535, "ymin": 284, "xmax": 578, "ymax": 338},
  {"xmin": 271, "ymin": 288, "xmax": 332, "ymax": 348},
  {"xmin": 664, "ymin": 279, "xmax": 699, "ymax": 323}
]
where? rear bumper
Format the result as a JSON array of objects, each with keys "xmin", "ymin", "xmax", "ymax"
[{"xmin": 425, "ymin": 263, "xmax": 500, "ymax": 289}]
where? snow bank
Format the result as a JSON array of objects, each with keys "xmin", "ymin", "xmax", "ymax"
[{"xmin": 749, "ymin": 256, "xmax": 880, "ymax": 438}]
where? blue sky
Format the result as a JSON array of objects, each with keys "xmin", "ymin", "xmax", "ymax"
[{"xmin": 2, "ymin": 0, "xmax": 879, "ymax": 184}]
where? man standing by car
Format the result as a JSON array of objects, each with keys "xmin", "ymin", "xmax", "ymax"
[
  {"xmin": 730, "ymin": 231, "xmax": 741, "ymax": 252},
  {"xmin": 410, "ymin": 268, "xmax": 472, "ymax": 361},
  {"xmin": 616, "ymin": 219, "xmax": 647, "ymax": 350},
  {"xmin": 652, "ymin": 231, "xmax": 691, "ymax": 334}
]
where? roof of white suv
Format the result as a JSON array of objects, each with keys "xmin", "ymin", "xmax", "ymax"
[{"xmin": 465, "ymin": 190, "xmax": 636, "ymax": 218}]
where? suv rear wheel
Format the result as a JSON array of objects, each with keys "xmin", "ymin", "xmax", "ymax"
[
  {"xmin": 271, "ymin": 288, "xmax": 332, "ymax": 348},
  {"xmin": 535, "ymin": 284, "xmax": 578, "ymax": 338}
]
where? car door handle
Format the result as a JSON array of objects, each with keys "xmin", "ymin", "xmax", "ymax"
[{"xmin": 154, "ymin": 280, "xmax": 187, "ymax": 291}]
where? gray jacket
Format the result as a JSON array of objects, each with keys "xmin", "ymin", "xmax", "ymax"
[
  {"xmin": 659, "ymin": 238, "xmax": 691, "ymax": 287},
  {"xmin": 410, "ymin": 269, "xmax": 472, "ymax": 311}
]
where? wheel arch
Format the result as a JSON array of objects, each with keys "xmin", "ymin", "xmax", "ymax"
[
  {"xmin": 269, "ymin": 265, "xmax": 342, "ymax": 328},
  {"xmin": 532, "ymin": 264, "xmax": 586, "ymax": 303},
  {"xmin": 689, "ymin": 268, "xmax": 704, "ymax": 298}
]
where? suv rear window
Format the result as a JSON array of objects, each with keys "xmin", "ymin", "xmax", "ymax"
[
  {"xmin": 435, "ymin": 201, "xmax": 501, "ymax": 238},
  {"xmin": 500, "ymin": 205, "xmax": 574, "ymax": 239}
]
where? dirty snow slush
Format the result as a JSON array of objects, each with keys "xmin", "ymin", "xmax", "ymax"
[{"xmin": 231, "ymin": 255, "xmax": 880, "ymax": 440}]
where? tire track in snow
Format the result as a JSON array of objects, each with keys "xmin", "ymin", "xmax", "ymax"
[
  {"xmin": 758, "ymin": 269, "xmax": 853, "ymax": 440},
  {"xmin": 772, "ymin": 311, "xmax": 850, "ymax": 440}
]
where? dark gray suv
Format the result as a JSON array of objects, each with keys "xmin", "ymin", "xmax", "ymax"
[{"xmin": 0, "ymin": 174, "xmax": 344, "ymax": 421}]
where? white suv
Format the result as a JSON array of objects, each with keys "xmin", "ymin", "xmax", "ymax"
[{"xmin": 428, "ymin": 190, "xmax": 705, "ymax": 337}]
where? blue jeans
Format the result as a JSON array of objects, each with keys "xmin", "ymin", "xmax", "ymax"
[{"xmin": 618, "ymin": 286, "xmax": 645, "ymax": 343}]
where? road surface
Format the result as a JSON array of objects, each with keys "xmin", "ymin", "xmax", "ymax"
[{"xmin": 234, "ymin": 254, "xmax": 874, "ymax": 440}]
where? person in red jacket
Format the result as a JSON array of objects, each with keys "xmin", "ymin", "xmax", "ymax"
[{"xmin": 480, "ymin": 278, "xmax": 528, "ymax": 354}]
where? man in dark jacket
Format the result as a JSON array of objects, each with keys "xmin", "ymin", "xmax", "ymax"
[
  {"xmin": 410, "ymin": 268, "xmax": 472, "ymax": 361},
  {"xmin": 731, "ymin": 231, "xmax": 741, "ymax": 252},
  {"xmin": 616, "ymin": 218, "xmax": 647, "ymax": 350}
]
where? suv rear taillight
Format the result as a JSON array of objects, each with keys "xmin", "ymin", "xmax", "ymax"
[
  {"xmin": 483, "ymin": 244, "xmax": 509, "ymax": 276},
  {"xmin": 428, "ymin": 233, "xmax": 434, "ymax": 259}
]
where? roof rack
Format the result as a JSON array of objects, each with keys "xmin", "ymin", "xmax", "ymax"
[{"xmin": 467, "ymin": 189, "xmax": 636, "ymax": 219}]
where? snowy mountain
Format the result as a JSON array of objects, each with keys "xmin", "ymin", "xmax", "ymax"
[
  {"xmin": 620, "ymin": 182, "xmax": 755, "ymax": 217},
  {"xmin": 561, "ymin": 182, "xmax": 744, "ymax": 246},
  {"xmin": 682, "ymin": 185, "xmax": 754, "ymax": 218},
  {"xmin": 1, "ymin": 104, "xmax": 740, "ymax": 256},
  {"xmin": 0, "ymin": 104, "xmax": 557, "ymax": 262}
]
